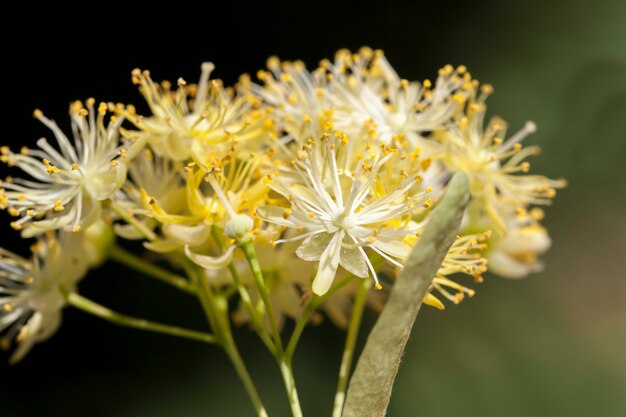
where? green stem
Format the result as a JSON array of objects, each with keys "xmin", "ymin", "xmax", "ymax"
[
  {"xmin": 279, "ymin": 359, "xmax": 304, "ymax": 417},
  {"xmin": 285, "ymin": 274, "xmax": 355, "ymax": 360},
  {"xmin": 240, "ymin": 241, "xmax": 283, "ymax": 353},
  {"xmin": 224, "ymin": 341, "xmax": 269, "ymax": 417},
  {"xmin": 186, "ymin": 261, "xmax": 268, "ymax": 417},
  {"xmin": 332, "ymin": 279, "xmax": 370, "ymax": 417},
  {"xmin": 65, "ymin": 292, "xmax": 216, "ymax": 344},
  {"xmin": 211, "ymin": 227, "xmax": 275, "ymax": 353},
  {"xmin": 109, "ymin": 244, "xmax": 196, "ymax": 294}
]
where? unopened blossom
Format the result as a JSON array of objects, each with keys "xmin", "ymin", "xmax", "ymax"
[
  {"xmin": 0, "ymin": 234, "xmax": 88, "ymax": 363},
  {"xmin": 0, "ymin": 101, "xmax": 127, "ymax": 237},
  {"xmin": 258, "ymin": 133, "xmax": 432, "ymax": 295}
]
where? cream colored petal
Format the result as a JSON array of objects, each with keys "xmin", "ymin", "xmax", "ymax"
[
  {"xmin": 9, "ymin": 312, "xmax": 43, "ymax": 365},
  {"xmin": 113, "ymin": 224, "xmax": 146, "ymax": 240},
  {"xmin": 163, "ymin": 223, "xmax": 210, "ymax": 246},
  {"xmin": 339, "ymin": 245, "xmax": 368, "ymax": 278},
  {"xmin": 256, "ymin": 206, "xmax": 298, "ymax": 228},
  {"xmin": 296, "ymin": 232, "xmax": 332, "ymax": 261},
  {"xmin": 91, "ymin": 162, "xmax": 128, "ymax": 200},
  {"xmin": 503, "ymin": 226, "xmax": 551, "ymax": 254},
  {"xmin": 370, "ymin": 238, "xmax": 411, "ymax": 259},
  {"xmin": 312, "ymin": 232, "xmax": 342, "ymax": 295},
  {"xmin": 165, "ymin": 132, "xmax": 192, "ymax": 161},
  {"xmin": 185, "ymin": 244, "xmax": 236, "ymax": 270},
  {"xmin": 487, "ymin": 251, "xmax": 541, "ymax": 279},
  {"xmin": 143, "ymin": 239, "xmax": 181, "ymax": 253}
]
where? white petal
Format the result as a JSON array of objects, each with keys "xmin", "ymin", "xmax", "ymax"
[
  {"xmin": 296, "ymin": 233, "xmax": 332, "ymax": 261},
  {"xmin": 370, "ymin": 238, "xmax": 411, "ymax": 259},
  {"xmin": 502, "ymin": 226, "xmax": 551, "ymax": 254},
  {"xmin": 256, "ymin": 206, "xmax": 298, "ymax": 228},
  {"xmin": 91, "ymin": 162, "xmax": 128, "ymax": 200},
  {"xmin": 185, "ymin": 244, "xmax": 236, "ymax": 270},
  {"xmin": 164, "ymin": 223, "xmax": 210, "ymax": 246},
  {"xmin": 487, "ymin": 251, "xmax": 541, "ymax": 279},
  {"xmin": 339, "ymin": 245, "xmax": 368, "ymax": 278},
  {"xmin": 114, "ymin": 224, "xmax": 146, "ymax": 240},
  {"xmin": 143, "ymin": 239, "xmax": 181, "ymax": 253},
  {"xmin": 9, "ymin": 312, "xmax": 43, "ymax": 365},
  {"xmin": 312, "ymin": 232, "xmax": 342, "ymax": 295}
]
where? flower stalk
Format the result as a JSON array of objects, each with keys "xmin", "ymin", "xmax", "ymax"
[{"xmin": 65, "ymin": 292, "xmax": 216, "ymax": 344}]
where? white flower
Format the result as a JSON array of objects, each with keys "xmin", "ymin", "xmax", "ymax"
[
  {"xmin": 126, "ymin": 63, "xmax": 272, "ymax": 165},
  {"xmin": 0, "ymin": 100, "xmax": 126, "ymax": 237},
  {"xmin": 258, "ymin": 134, "xmax": 431, "ymax": 295},
  {"xmin": 325, "ymin": 48, "xmax": 468, "ymax": 150},
  {"xmin": 438, "ymin": 89, "xmax": 566, "ymax": 235},
  {"xmin": 0, "ymin": 233, "xmax": 88, "ymax": 363},
  {"xmin": 253, "ymin": 56, "xmax": 332, "ymax": 141}
]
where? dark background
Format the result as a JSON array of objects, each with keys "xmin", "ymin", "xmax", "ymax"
[{"xmin": 1, "ymin": 1, "xmax": 625, "ymax": 416}]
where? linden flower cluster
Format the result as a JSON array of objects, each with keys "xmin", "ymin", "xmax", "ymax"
[{"xmin": 0, "ymin": 47, "xmax": 563, "ymax": 369}]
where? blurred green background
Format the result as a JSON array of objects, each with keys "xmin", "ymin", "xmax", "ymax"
[{"xmin": 1, "ymin": 0, "xmax": 625, "ymax": 416}]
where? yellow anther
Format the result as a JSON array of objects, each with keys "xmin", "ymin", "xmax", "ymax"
[
  {"xmin": 521, "ymin": 162, "xmax": 530, "ymax": 172},
  {"xmin": 375, "ymin": 282, "xmax": 383, "ymax": 291},
  {"xmin": 481, "ymin": 84, "xmax": 494, "ymax": 94}
]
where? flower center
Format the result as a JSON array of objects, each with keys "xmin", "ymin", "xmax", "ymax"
[
  {"xmin": 333, "ymin": 210, "xmax": 357, "ymax": 230},
  {"xmin": 388, "ymin": 112, "xmax": 408, "ymax": 129}
]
